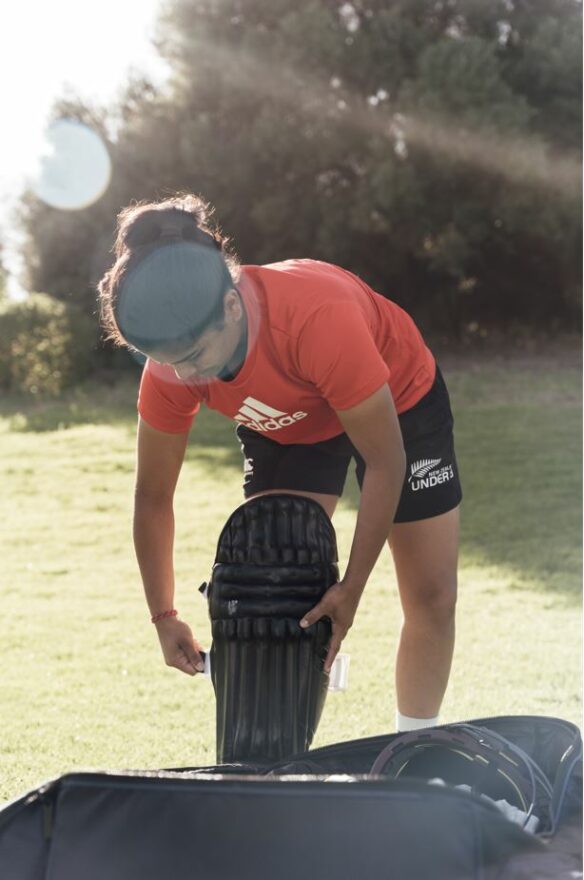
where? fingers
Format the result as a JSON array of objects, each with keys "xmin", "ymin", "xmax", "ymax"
[
  {"xmin": 187, "ymin": 643, "xmax": 205, "ymax": 674},
  {"xmin": 299, "ymin": 599, "xmax": 326, "ymax": 629},
  {"xmin": 299, "ymin": 590, "xmax": 346, "ymax": 672},
  {"xmin": 173, "ymin": 652, "xmax": 197, "ymax": 676},
  {"xmin": 156, "ymin": 618, "xmax": 207, "ymax": 676},
  {"xmin": 172, "ymin": 642, "xmax": 205, "ymax": 676},
  {"xmin": 324, "ymin": 632, "xmax": 343, "ymax": 674},
  {"xmin": 299, "ymin": 585, "xmax": 353, "ymax": 673}
]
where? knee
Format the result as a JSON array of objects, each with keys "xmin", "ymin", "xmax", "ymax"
[{"xmin": 401, "ymin": 575, "xmax": 457, "ymax": 624}]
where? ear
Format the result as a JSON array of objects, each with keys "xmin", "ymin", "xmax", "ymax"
[{"xmin": 223, "ymin": 289, "xmax": 243, "ymax": 323}]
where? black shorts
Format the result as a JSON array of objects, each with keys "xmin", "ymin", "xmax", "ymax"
[{"xmin": 236, "ymin": 366, "xmax": 462, "ymax": 523}]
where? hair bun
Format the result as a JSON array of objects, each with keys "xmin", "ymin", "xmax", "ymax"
[{"xmin": 124, "ymin": 208, "xmax": 218, "ymax": 251}]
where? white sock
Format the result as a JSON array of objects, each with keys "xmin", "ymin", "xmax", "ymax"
[{"xmin": 396, "ymin": 711, "xmax": 439, "ymax": 732}]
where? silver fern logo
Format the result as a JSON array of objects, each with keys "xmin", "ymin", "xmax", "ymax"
[
  {"xmin": 408, "ymin": 458, "xmax": 454, "ymax": 491},
  {"xmin": 409, "ymin": 458, "xmax": 442, "ymax": 481}
]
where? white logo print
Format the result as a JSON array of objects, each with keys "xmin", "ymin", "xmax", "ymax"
[
  {"xmin": 409, "ymin": 458, "xmax": 454, "ymax": 491},
  {"xmin": 234, "ymin": 397, "xmax": 308, "ymax": 432},
  {"xmin": 409, "ymin": 458, "xmax": 443, "ymax": 481}
]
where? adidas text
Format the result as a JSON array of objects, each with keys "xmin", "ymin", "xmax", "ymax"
[{"xmin": 234, "ymin": 397, "xmax": 308, "ymax": 432}]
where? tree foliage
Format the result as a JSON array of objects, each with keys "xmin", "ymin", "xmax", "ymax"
[
  {"xmin": 18, "ymin": 0, "xmax": 582, "ymax": 344},
  {"xmin": 0, "ymin": 246, "xmax": 8, "ymax": 301},
  {"xmin": 0, "ymin": 293, "xmax": 95, "ymax": 395}
]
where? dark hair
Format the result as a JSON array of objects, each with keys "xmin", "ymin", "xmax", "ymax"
[{"xmin": 97, "ymin": 193, "xmax": 240, "ymax": 348}]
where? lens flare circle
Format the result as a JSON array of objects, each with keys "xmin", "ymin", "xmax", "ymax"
[{"xmin": 31, "ymin": 118, "xmax": 112, "ymax": 210}]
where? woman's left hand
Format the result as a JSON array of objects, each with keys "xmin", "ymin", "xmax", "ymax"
[{"xmin": 300, "ymin": 581, "xmax": 362, "ymax": 673}]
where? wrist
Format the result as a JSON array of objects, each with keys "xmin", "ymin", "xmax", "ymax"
[
  {"xmin": 151, "ymin": 608, "xmax": 178, "ymax": 624},
  {"xmin": 340, "ymin": 575, "xmax": 367, "ymax": 597}
]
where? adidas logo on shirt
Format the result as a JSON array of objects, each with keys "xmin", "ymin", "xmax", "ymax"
[{"xmin": 234, "ymin": 397, "xmax": 308, "ymax": 432}]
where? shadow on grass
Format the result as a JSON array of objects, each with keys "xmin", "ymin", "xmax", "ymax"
[{"xmin": 453, "ymin": 405, "xmax": 581, "ymax": 603}]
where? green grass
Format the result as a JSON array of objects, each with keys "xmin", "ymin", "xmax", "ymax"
[{"xmin": 0, "ymin": 354, "xmax": 581, "ymax": 803}]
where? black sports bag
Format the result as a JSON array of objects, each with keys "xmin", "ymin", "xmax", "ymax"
[
  {"xmin": 0, "ymin": 715, "xmax": 580, "ymax": 880},
  {"xmin": 269, "ymin": 714, "xmax": 582, "ymax": 837}
]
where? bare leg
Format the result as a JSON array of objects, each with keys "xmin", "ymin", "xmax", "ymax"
[{"xmin": 390, "ymin": 506, "xmax": 460, "ymax": 718}]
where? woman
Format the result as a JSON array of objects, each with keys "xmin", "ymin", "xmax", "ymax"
[{"xmin": 98, "ymin": 193, "xmax": 462, "ymax": 733}]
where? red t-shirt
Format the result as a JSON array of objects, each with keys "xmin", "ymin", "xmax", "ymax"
[{"xmin": 138, "ymin": 259, "xmax": 436, "ymax": 443}]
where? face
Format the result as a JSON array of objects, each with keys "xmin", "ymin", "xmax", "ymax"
[{"xmin": 149, "ymin": 290, "xmax": 245, "ymax": 381}]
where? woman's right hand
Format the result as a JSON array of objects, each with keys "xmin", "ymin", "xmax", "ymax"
[{"xmin": 155, "ymin": 617, "xmax": 205, "ymax": 675}]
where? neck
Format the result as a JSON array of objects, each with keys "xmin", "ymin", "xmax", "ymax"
[{"xmin": 219, "ymin": 302, "xmax": 248, "ymax": 382}]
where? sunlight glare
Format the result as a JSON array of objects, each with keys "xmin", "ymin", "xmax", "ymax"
[{"xmin": 29, "ymin": 119, "xmax": 112, "ymax": 210}]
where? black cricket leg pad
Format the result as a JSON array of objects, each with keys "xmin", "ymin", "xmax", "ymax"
[{"xmin": 207, "ymin": 494, "xmax": 339, "ymax": 764}]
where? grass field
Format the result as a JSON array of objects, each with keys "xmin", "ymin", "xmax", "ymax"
[{"xmin": 0, "ymin": 351, "xmax": 581, "ymax": 803}]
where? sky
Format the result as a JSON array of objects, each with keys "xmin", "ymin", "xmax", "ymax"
[{"xmin": 0, "ymin": 0, "xmax": 169, "ymax": 294}]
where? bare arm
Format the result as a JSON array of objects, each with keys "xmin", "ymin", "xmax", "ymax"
[
  {"xmin": 134, "ymin": 417, "xmax": 188, "ymax": 614},
  {"xmin": 301, "ymin": 384, "xmax": 405, "ymax": 669},
  {"xmin": 135, "ymin": 417, "xmax": 204, "ymax": 674},
  {"xmin": 337, "ymin": 383, "xmax": 406, "ymax": 593}
]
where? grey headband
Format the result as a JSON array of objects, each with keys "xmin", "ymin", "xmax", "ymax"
[{"xmin": 116, "ymin": 240, "xmax": 234, "ymax": 352}]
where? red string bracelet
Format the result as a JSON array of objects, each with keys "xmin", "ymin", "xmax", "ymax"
[{"xmin": 151, "ymin": 609, "xmax": 178, "ymax": 623}]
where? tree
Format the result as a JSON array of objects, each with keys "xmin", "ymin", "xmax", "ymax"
[
  {"xmin": 0, "ymin": 245, "xmax": 7, "ymax": 301},
  {"xmin": 18, "ymin": 0, "xmax": 582, "ymax": 344}
]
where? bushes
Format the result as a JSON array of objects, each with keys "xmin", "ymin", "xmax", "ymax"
[{"xmin": 0, "ymin": 294, "xmax": 96, "ymax": 396}]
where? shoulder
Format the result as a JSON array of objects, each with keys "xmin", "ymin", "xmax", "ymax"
[
  {"xmin": 244, "ymin": 259, "xmax": 374, "ymax": 336},
  {"xmin": 138, "ymin": 359, "xmax": 204, "ymax": 434},
  {"xmin": 254, "ymin": 258, "xmax": 362, "ymax": 295}
]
